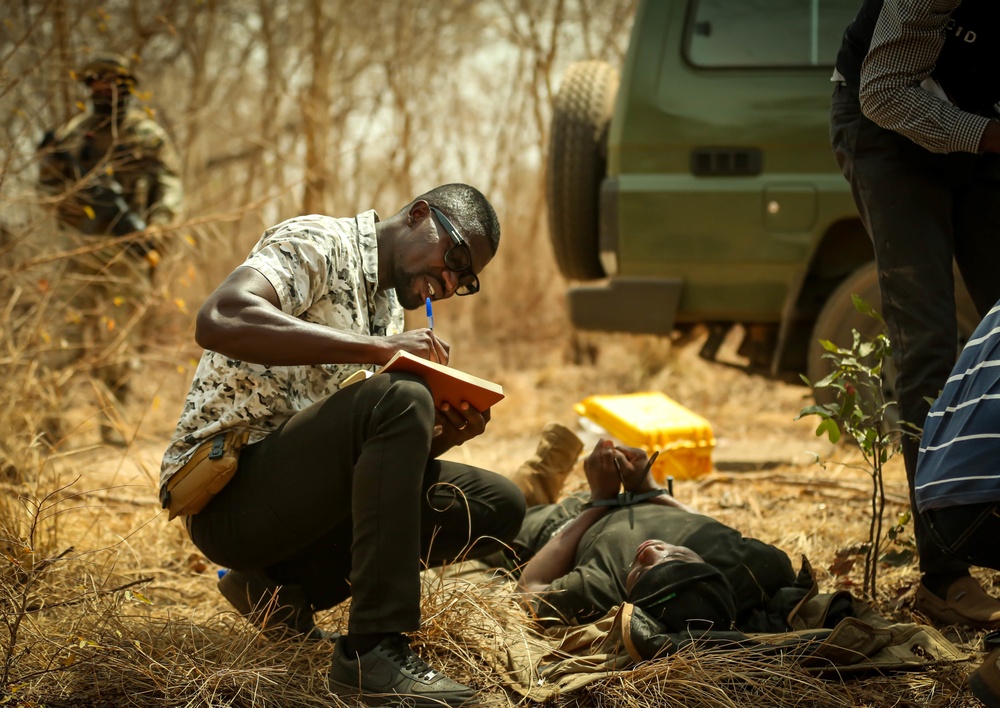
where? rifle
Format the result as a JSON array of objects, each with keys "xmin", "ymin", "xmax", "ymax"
[{"xmin": 39, "ymin": 130, "xmax": 155, "ymax": 258}]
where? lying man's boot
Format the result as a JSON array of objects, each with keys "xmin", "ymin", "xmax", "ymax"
[
  {"xmin": 915, "ymin": 576, "xmax": 1000, "ymax": 629},
  {"xmin": 328, "ymin": 633, "xmax": 478, "ymax": 707},
  {"xmin": 218, "ymin": 569, "xmax": 338, "ymax": 642},
  {"xmin": 509, "ymin": 422, "xmax": 583, "ymax": 507},
  {"xmin": 970, "ymin": 647, "xmax": 1000, "ymax": 708}
]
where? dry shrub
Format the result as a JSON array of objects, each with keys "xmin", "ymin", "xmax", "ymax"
[
  {"xmin": 0, "ymin": 244, "xmax": 987, "ymax": 706},
  {"xmin": 0, "ymin": 472, "xmax": 329, "ymax": 707},
  {"xmin": 415, "ymin": 568, "xmax": 532, "ymax": 699},
  {"xmin": 1, "ymin": 235, "xmax": 69, "ymax": 482}
]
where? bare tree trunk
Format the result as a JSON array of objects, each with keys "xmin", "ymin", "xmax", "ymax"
[
  {"xmin": 53, "ymin": 0, "xmax": 72, "ymax": 123},
  {"xmin": 382, "ymin": 12, "xmax": 415, "ymax": 201},
  {"xmin": 301, "ymin": 0, "xmax": 331, "ymax": 214}
]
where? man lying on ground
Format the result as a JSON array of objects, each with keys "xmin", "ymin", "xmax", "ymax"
[
  {"xmin": 476, "ymin": 428, "xmax": 965, "ymax": 704},
  {"xmin": 511, "ymin": 438, "xmax": 800, "ymax": 633}
]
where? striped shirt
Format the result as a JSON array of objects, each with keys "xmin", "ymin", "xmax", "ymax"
[
  {"xmin": 915, "ymin": 302, "xmax": 1000, "ymax": 511},
  {"xmin": 858, "ymin": 0, "xmax": 994, "ymax": 154}
]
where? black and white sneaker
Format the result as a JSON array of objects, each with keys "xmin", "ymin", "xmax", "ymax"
[{"xmin": 327, "ymin": 634, "xmax": 478, "ymax": 706}]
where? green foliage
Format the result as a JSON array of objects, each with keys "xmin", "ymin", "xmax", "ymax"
[
  {"xmin": 797, "ymin": 294, "xmax": 914, "ymax": 602},
  {"xmin": 798, "ymin": 295, "xmax": 890, "ymax": 445}
]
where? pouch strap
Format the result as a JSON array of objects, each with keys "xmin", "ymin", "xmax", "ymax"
[{"xmin": 208, "ymin": 433, "xmax": 227, "ymax": 460}]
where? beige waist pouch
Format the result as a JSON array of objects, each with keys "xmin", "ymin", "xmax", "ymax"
[{"xmin": 162, "ymin": 429, "xmax": 250, "ymax": 520}]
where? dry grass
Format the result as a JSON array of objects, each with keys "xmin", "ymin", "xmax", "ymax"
[
  {"xmin": 0, "ymin": 321, "xmax": 994, "ymax": 707},
  {"xmin": 0, "ymin": 215, "xmax": 988, "ymax": 708}
]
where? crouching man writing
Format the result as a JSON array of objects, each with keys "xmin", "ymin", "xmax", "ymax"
[{"xmin": 159, "ymin": 183, "xmax": 525, "ymax": 707}]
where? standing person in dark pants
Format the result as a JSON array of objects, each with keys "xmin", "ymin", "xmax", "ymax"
[
  {"xmin": 159, "ymin": 183, "xmax": 525, "ymax": 707},
  {"xmin": 915, "ymin": 298, "xmax": 1000, "ymax": 705},
  {"xmin": 830, "ymin": 0, "xmax": 1000, "ymax": 628}
]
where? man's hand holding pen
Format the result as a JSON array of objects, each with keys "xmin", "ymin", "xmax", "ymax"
[
  {"xmin": 425, "ymin": 296, "xmax": 448, "ymax": 364},
  {"xmin": 420, "ymin": 296, "xmax": 489, "ymax": 453}
]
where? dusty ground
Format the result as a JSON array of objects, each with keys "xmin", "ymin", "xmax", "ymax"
[{"xmin": 31, "ymin": 325, "xmax": 998, "ymax": 706}]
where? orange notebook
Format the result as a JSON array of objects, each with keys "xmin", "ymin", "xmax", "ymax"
[{"xmin": 377, "ymin": 350, "xmax": 504, "ymax": 411}]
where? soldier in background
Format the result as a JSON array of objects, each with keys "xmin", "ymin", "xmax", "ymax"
[{"xmin": 37, "ymin": 52, "xmax": 184, "ymax": 445}]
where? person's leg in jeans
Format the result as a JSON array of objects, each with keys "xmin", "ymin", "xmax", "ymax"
[
  {"xmin": 953, "ymin": 153, "xmax": 1000, "ymax": 321},
  {"xmin": 191, "ymin": 370, "xmax": 525, "ymax": 704},
  {"xmin": 862, "ymin": 147, "xmax": 1000, "ymax": 593},
  {"xmin": 418, "ymin": 459, "xmax": 527, "ymax": 566},
  {"xmin": 926, "ymin": 503, "xmax": 1000, "ymax": 573},
  {"xmin": 831, "ymin": 86, "xmax": 968, "ymax": 585},
  {"xmin": 930, "ymin": 501, "xmax": 1000, "ymax": 708},
  {"xmin": 260, "ymin": 457, "xmax": 526, "ymax": 613}
]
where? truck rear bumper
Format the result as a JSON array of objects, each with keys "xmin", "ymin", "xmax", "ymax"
[{"xmin": 568, "ymin": 278, "xmax": 682, "ymax": 334}]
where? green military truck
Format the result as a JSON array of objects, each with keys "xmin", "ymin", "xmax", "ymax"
[{"xmin": 547, "ymin": 0, "xmax": 976, "ymax": 400}]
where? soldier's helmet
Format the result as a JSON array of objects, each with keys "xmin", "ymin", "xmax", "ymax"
[{"xmin": 78, "ymin": 53, "xmax": 137, "ymax": 85}]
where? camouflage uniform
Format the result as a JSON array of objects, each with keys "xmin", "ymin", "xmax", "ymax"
[
  {"xmin": 38, "ymin": 107, "xmax": 183, "ymax": 233},
  {"xmin": 37, "ymin": 53, "xmax": 183, "ymax": 441}
]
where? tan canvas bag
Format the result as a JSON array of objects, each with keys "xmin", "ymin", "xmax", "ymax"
[{"xmin": 162, "ymin": 429, "xmax": 250, "ymax": 520}]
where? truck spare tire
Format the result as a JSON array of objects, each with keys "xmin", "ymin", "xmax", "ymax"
[{"xmin": 546, "ymin": 60, "xmax": 619, "ymax": 281}]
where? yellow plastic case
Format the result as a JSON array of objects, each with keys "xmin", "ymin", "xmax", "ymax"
[{"xmin": 574, "ymin": 392, "xmax": 715, "ymax": 481}]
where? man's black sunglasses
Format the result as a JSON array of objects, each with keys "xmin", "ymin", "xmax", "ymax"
[{"xmin": 429, "ymin": 205, "xmax": 480, "ymax": 296}]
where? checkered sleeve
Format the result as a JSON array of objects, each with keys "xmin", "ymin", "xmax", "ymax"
[{"xmin": 859, "ymin": 0, "xmax": 990, "ymax": 154}]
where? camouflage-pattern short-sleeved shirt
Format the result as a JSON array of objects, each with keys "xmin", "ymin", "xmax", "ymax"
[{"xmin": 159, "ymin": 210, "xmax": 402, "ymax": 485}]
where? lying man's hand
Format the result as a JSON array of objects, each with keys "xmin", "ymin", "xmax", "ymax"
[
  {"xmin": 617, "ymin": 445, "xmax": 656, "ymax": 492},
  {"xmin": 584, "ymin": 439, "xmax": 626, "ymax": 501}
]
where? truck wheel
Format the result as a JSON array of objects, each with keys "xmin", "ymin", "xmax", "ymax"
[
  {"xmin": 546, "ymin": 60, "xmax": 619, "ymax": 281},
  {"xmin": 807, "ymin": 261, "xmax": 978, "ymax": 433}
]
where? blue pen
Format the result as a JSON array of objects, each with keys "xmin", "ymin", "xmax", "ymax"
[{"xmin": 425, "ymin": 297, "xmax": 434, "ymax": 331}]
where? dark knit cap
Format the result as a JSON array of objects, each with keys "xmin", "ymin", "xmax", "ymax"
[{"xmin": 627, "ymin": 560, "xmax": 737, "ymax": 632}]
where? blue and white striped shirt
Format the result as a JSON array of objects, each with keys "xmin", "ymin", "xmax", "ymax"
[{"xmin": 915, "ymin": 302, "xmax": 1000, "ymax": 511}]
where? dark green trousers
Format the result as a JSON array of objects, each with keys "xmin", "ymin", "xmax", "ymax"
[{"xmin": 189, "ymin": 372, "xmax": 525, "ymax": 635}]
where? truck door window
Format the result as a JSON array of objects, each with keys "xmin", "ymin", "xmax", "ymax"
[{"xmin": 686, "ymin": 0, "xmax": 858, "ymax": 68}]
